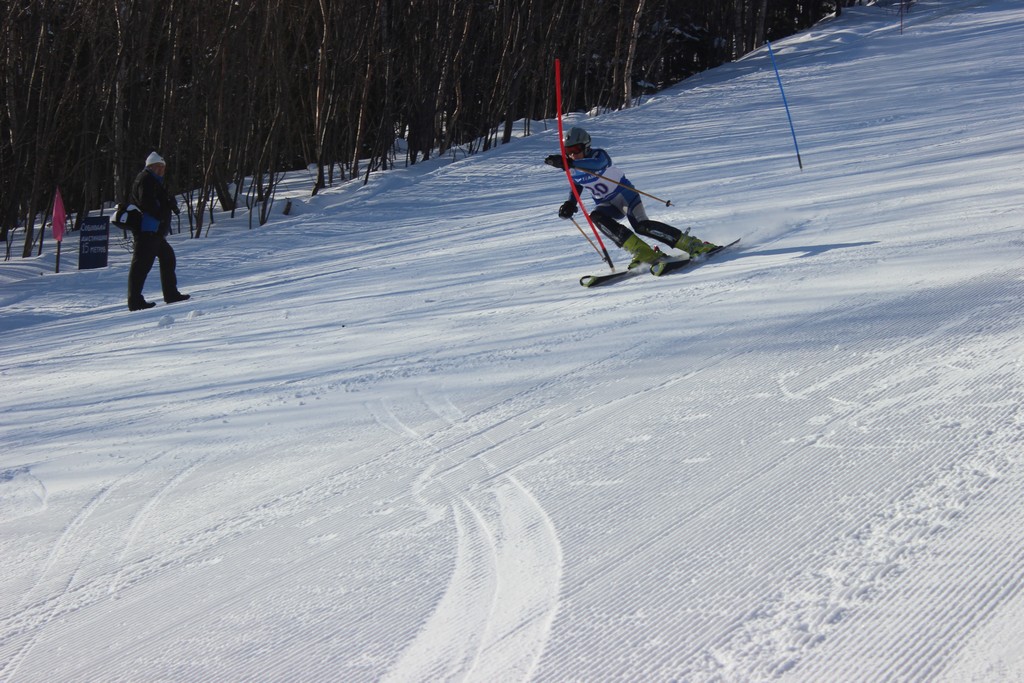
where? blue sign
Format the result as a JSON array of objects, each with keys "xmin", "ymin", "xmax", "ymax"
[{"xmin": 79, "ymin": 216, "xmax": 110, "ymax": 270}]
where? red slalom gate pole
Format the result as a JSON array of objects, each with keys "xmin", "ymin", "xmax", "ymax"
[{"xmin": 555, "ymin": 59, "xmax": 615, "ymax": 271}]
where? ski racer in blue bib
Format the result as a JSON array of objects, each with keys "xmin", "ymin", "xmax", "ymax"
[{"xmin": 544, "ymin": 127, "xmax": 717, "ymax": 268}]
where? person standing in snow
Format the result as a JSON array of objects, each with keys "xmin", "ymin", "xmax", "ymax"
[
  {"xmin": 545, "ymin": 127, "xmax": 717, "ymax": 268},
  {"xmin": 126, "ymin": 152, "xmax": 190, "ymax": 311}
]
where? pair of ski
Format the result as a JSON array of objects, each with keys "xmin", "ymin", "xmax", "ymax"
[{"xmin": 579, "ymin": 238, "xmax": 740, "ymax": 288}]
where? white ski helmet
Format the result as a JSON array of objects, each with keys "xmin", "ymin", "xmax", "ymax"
[
  {"xmin": 564, "ymin": 127, "xmax": 591, "ymax": 151},
  {"xmin": 145, "ymin": 151, "xmax": 166, "ymax": 167}
]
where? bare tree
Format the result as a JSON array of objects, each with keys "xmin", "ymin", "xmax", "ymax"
[{"xmin": 623, "ymin": 0, "xmax": 648, "ymax": 108}]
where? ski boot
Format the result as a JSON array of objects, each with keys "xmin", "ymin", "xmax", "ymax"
[
  {"xmin": 623, "ymin": 235, "xmax": 663, "ymax": 270},
  {"xmin": 674, "ymin": 229, "xmax": 718, "ymax": 256}
]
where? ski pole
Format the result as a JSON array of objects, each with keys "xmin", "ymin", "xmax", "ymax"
[
  {"xmin": 570, "ymin": 217, "xmax": 603, "ymax": 257},
  {"xmin": 570, "ymin": 166, "xmax": 673, "ymax": 207}
]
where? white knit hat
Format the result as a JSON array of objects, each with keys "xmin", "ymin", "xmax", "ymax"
[{"xmin": 145, "ymin": 151, "xmax": 166, "ymax": 167}]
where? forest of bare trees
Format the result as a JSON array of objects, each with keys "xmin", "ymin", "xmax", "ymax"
[{"xmin": 1, "ymin": 0, "xmax": 848, "ymax": 258}]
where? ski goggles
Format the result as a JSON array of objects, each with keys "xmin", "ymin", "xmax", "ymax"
[{"xmin": 565, "ymin": 144, "xmax": 585, "ymax": 156}]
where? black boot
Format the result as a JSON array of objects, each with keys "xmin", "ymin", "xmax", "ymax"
[
  {"xmin": 128, "ymin": 298, "xmax": 156, "ymax": 311},
  {"xmin": 165, "ymin": 292, "xmax": 190, "ymax": 304}
]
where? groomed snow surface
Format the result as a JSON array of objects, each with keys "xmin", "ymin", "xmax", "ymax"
[{"xmin": 2, "ymin": 1, "xmax": 1023, "ymax": 680}]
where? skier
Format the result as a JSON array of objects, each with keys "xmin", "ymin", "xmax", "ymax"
[
  {"xmin": 126, "ymin": 152, "xmax": 190, "ymax": 311},
  {"xmin": 545, "ymin": 127, "xmax": 717, "ymax": 268}
]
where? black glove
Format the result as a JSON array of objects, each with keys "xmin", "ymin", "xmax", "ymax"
[
  {"xmin": 544, "ymin": 154, "xmax": 564, "ymax": 169},
  {"xmin": 558, "ymin": 200, "xmax": 578, "ymax": 219}
]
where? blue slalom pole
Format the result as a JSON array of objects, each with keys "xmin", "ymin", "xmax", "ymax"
[{"xmin": 767, "ymin": 40, "xmax": 803, "ymax": 170}]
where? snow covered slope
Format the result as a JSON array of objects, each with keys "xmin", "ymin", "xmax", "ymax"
[{"xmin": 2, "ymin": 1, "xmax": 1023, "ymax": 680}]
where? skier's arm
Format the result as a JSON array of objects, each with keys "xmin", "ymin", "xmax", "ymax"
[{"xmin": 569, "ymin": 149, "xmax": 612, "ymax": 176}]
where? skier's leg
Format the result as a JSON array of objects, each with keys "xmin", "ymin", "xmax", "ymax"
[
  {"xmin": 625, "ymin": 197, "xmax": 687, "ymax": 248},
  {"xmin": 624, "ymin": 196, "xmax": 716, "ymax": 253},
  {"xmin": 591, "ymin": 207, "xmax": 661, "ymax": 268},
  {"xmin": 623, "ymin": 196, "xmax": 650, "ymax": 229},
  {"xmin": 636, "ymin": 220, "xmax": 685, "ymax": 247},
  {"xmin": 589, "ymin": 207, "xmax": 633, "ymax": 247},
  {"xmin": 638, "ymin": 219, "xmax": 718, "ymax": 254}
]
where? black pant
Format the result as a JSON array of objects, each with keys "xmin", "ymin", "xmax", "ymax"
[{"xmin": 127, "ymin": 231, "xmax": 179, "ymax": 302}]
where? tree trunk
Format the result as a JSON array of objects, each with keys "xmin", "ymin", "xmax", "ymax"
[{"xmin": 623, "ymin": 0, "xmax": 647, "ymax": 108}]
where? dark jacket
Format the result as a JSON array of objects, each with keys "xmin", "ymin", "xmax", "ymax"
[{"xmin": 130, "ymin": 169, "xmax": 178, "ymax": 234}]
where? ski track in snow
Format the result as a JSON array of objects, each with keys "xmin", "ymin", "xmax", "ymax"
[
  {"xmin": 0, "ymin": 445, "xmax": 373, "ymax": 681},
  {"xmin": 107, "ymin": 453, "xmax": 211, "ymax": 597},
  {"xmin": 1, "ymin": 444, "xmax": 170, "ymax": 678},
  {"xmin": 1, "ymin": 484, "xmax": 116, "ymax": 683},
  {"xmin": 375, "ymin": 392, "xmax": 563, "ymax": 683},
  {"xmin": 0, "ymin": 447, "xmax": 211, "ymax": 682},
  {"xmin": 0, "ymin": 413, "xmax": 372, "ymax": 681}
]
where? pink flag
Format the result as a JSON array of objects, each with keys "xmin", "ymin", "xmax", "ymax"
[{"xmin": 52, "ymin": 188, "xmax": 66, "ymax": 242}]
